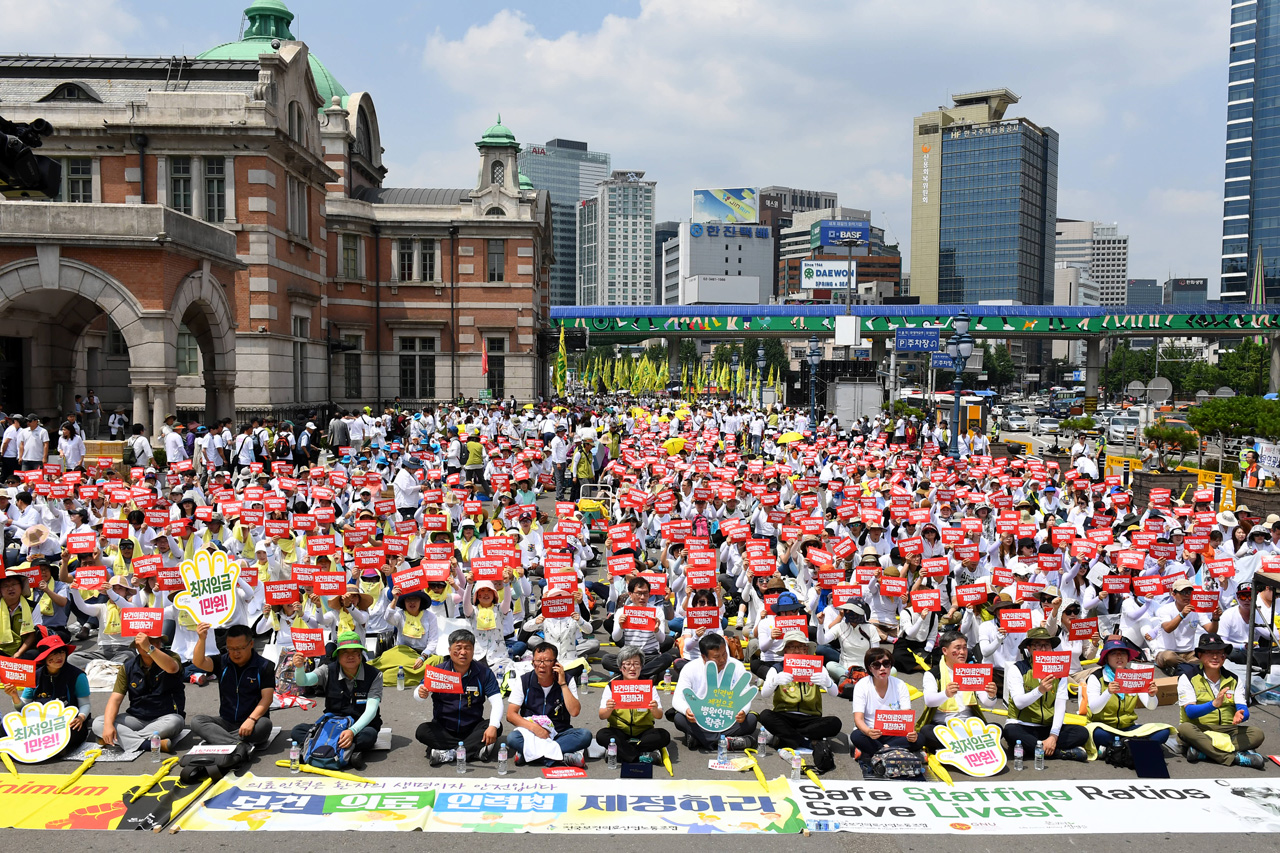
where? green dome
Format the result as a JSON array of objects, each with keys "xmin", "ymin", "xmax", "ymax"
[
  {"xmin": 198, "ymin": 0, "xmax": 348, "ymax": 111},
  {"xmin": 518, "ymin": 172, "xmax": 534, "ymax": 191},
  {"xmin": 477, "ymin": 114, "xmax": 517, "ymax": 148}
]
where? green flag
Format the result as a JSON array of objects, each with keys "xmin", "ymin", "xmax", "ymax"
[{"xmin": 554, "ymin": 326, "xmax": 567, "ymax": 396}]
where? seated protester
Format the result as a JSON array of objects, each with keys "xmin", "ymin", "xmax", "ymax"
[
  {"xmin": 1176, "ymin": 632, "xmax": 1266, "ymax": 768},
  {"xmin": 894, "ymin": 571, "xmax": 945, "ymax": 674},
  {"xmin": 189, "ymin": 623, "xmax": 275, "ymax": 746},
  {"xmin": 849, "ymin": 646, "xmax": 920, "ymax": 763},
  {"xmin": 414, "ymin": 628, "xmax": 504, "ymax": 766},
  {"xmin": 1155, "ymin": 578, "xmax": 1220, "ymax": 678},
  {"xmin": 1, "ymin": 635, "xmax": 92, "ymax": 756},
  {"xmin": 596, "ymin": 645, "xmax": 672, "ymax": 763},
  {"xmin": 1002, "ymin": 627, "xmax": 1089, "ymax": 761},
  {"xmin": 0, "ymin": 572, "xmax": 38, "ymax": 660},
  {"xmin": 92, "ymin": 630, "xmax": 186, "ymax": 753},
  {"xmin": 290, "ymin": 631, "xmax": 382, "ymax": 769},
  {"xmin": 519, "ymin": 587, "xmax": 599, "ymax": 674},
  {"xmin": 505, "ymin": 642, "xmax": 591, "ymax": 766},
  {"xmin": 30, "ymin": 558, "xmax": 72, "ymax": 643},
  {"xmin": 758, "ymin": 631, "xmax": 843, "ymax": 750},
  {"xmin": 750, "ymin": 587, "xmax": 803, "ymax": 679},
  {"xmin": 370, "ymin": 589, "xmax": 438, "ymax": 686},
  {"xmin": 918, "ymin": 629, "xmax": 999, "ymax": 753},
  {"xmin": 607, "ymin": 575, "xmax": 674, "ymax": 681},
  {"xmin": 820, "ymin": 598, "xmax": 879, "ymax": 682},
  {"xmin": 1218, "ymin": 581, "xmax": 1273, "ymax": 664},
  {"xmin": 1084, "ymin": 638, "xmax": 1172, "ymax": 755},
  {"xmin": 66, "ymin": 570, "xmax": 136, "ymax": 668},
  {"xmin": 668, "ymin": 632, "xmax": 759, "ymax": 751}
]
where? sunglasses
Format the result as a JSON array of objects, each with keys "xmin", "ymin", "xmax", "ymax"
[{"xmin": 868, "ymin": 661, "xmax": 892, "ymax": 670}]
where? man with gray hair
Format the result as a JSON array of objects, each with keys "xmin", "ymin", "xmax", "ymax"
[{"xmin": 414, "ymin": 628, "xmax": 504, "ymax": 766}]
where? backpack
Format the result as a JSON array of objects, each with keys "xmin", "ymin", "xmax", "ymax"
[
  {"xmin": 121, "ymin": 438, "xmax": 137, "ymax": 467},
  {"xmin": 871, "ymin": 747, "xmax": 924, "ymax": 780},
  {"xmin": 302, "ymin": 712, "xmax": 355, "ymax": 770},
  {"xmin": 274, "ymin": 434, "xmax": 292, "ymax": 458}
]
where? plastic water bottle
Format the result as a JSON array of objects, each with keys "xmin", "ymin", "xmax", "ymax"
[
  {"xmin": 289, "ymin": 740, "xmax": 300, "ymax": 773},
  {"xmin": 666, "ymin": 666, "xmax": 676, "ymax": 687},
  {"xmin": 717, "ymin": 735, "xmax": 728, "ymax": 762},
  {"xmin": 791, "ymin": 753, "xmax": 803, "ymax": 780},
  {"xmin": 456, "ymin": 741, "xmax": 466, "ymax": 775},
  {"xmin": 607, "ymin": 738, "xmax": 618, "ymax": 770},
  {"xmin": 1034, "ymin": 740, "xmax": 1045, "ymax": 771},
  {"xmin": 396, "ymin": 666, "xmax": 406, "ymax": 691},
  {"xmin": 497, "ymin": 743, "xmax": 509, "ymax": 775},
  {"xmin": 150, "ymin": 730, "xmax": 161, "ymax": 762},
  {"xmin": 1013, "ymin": 740, "xmax": 1024, "ymax": 771},
  {"xmin": 757, "ymin": 726, "xmax": 769, "ymax": 757}
]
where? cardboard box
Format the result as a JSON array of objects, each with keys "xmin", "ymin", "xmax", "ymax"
[{"xmin": 1154, "ymin": 676, "xmax": 1179, "ymax": 706}]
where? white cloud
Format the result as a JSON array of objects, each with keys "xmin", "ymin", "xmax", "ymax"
[{"xmin": 0, "ymin": 0, "xmax": 141, "ymax": 54}]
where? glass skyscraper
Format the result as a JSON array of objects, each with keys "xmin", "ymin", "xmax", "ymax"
[
  {"xmin": 1220, "ymin": 0, "xmax": 1276, "ymax": 302},
  {"xmin": 517, "ymin": 139, "xmax": 610, "ymax": 306},
  {"xmin": 936, "ymin": 121, "xmax": 1059, "ymax": 304}
]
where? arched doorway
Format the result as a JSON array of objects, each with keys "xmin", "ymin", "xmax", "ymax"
[{"xmin": 170, "ymin": 267, "xmax": 237, "ymax": 426}]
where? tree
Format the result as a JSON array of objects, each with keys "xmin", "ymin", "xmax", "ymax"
[
  {"xmin": 986, "ymin": 344, "xmax": 1015, "ymax": 390},
  {"xmin": 678, "ymin": 339, "xmax": 700, "ymax": 368},
  {"xmin": 1145, "ymin": 418, "xmax": 1199, "ymax": 469},
  {"xmin": 1218, "ymin": 338, "xmax": 1269, "ymax": 397},
  {"xmin": 1102, "ymin": 343, "xmax": 1152, "ymax": 399},
  {"xmin": 643, "ymin": 343, "xmax": 667, "ymax": 366},
  {"xmin": 1186, "ymin": 396, "xmax": 1280, "ymax": 441},
  {"xmin": 762, "ymin": 338, "xmax": 789, "ymax": 375}
]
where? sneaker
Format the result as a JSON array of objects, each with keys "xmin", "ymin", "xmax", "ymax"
[
  {"xmin": 1236, "ymin": 751, "xmax": 1264, "ymax": 769},
  {"xmin": 189, "ymin": 673, "xmax": 208, "ymax": 686},
  {"xmin": 514, "ymin": 752, "xmax": 526, "ymax": 767},
  {"xmin": 725, "ymin": 736, "xmax": 754, "ymax": 751},
  {"xmin": 649, "ymin": 749, "xmax": 664, "ymax": 764},
  {"xmin": 563, "ymin": 750, "xmax": 585, "ymax": 768},
  {"xmin": 638, "ymin": 752, "xmax": 653, "ymax": 764},
  {"xmin": 478, "ymin": 742, "xmax": 498, "ymax": 762},
  {"xmin": 1057, "ymin": 747, "xmax": 1087, "ymax": 762},
  {"xmin": 1185, "ymin": 747, "xmax": 1207, "ymax": 764},
  {"xmin": 428, "ymin": 748, "xmax": 455, "ymax": 767}
]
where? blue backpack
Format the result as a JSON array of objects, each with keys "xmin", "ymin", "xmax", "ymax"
[{"xmin": 302, "ymin": 712, "xmax": 355, "ymax": 770}]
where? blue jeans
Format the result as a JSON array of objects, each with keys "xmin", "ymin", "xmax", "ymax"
[{"xmin": 506, "ymin": 726, "xmax": 593, "ymax": 763}]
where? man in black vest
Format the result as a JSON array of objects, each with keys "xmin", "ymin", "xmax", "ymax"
[
  {"xmin": 414, "ymin": 629, "xmax": 504, "ymax": 766},
  {"xmin": 290, "ymin": 631, "xmax": 382, "ymax": 765},
  {"xmin": 190, "ymin": 623, "xmax": 275, "ymax": 746},
  {"xmin": 92, "ymin": 631, "xmax": 185, "ymax": 753},
  {"xmin": 505, "ymin": 642, "xmax": 591, "ymax": 766}
]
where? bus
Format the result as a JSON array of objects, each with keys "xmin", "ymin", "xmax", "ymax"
[{"xmin": 1049, "ymin": 387, "xmax": 1085, "ymax": 417}]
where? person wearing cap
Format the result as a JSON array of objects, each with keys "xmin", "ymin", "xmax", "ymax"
[
  {"xmin": 290, "ymin": 631, "xmax": 382, "ymax": 767},
  {"xmin": 189, "ymin": 622, "xmax": 275, "ymax": 746},
  {"xmin": 414, "ymin": 628, "xmax": 504, "ymax": 766},
  {"xmin": 93, "ymin": 629, "xmax": 185, "ymax": 753},
  {"xmin": 1083, "ymin": 638, "xmax": 1172, "ymax": 756},
  {"xmin": 1218, "ymin": 581, "xmax": 1274, "ymax": 664},
  {"xmin": 162, "ymin": 419, "xmax": 187, "ymax": 470},
  {"xmin": 2, "ymin": 634, "xmax": 92, "ymax": 754},
  {"xmin": 1155, "ymin": 578, "xmax": 1220, "ymax": 677},
  {"xmin": 819, "ymin": 598, "xmax": 879, "ymax": 682},
  {"xmin": 850, "ymin": 645, "xmax": 920, "ymax": 763},
  {"xmin": 1176, "ymin": 632, "xmax": 1266, "ymax": 767},
  {"xmin": 569, "ymin": 431, "xmax": 597, "ymax": 502},
  {"xmin": 1002, "ymin": 627, "xmax": 1088, "ymax": 761},
  {"xmin": 759, "ymin": 631, "xmax": 842, "ymax": 750},
  {"xmin": 749, "ymin": 579, "xmax": 800, "ymax": 678},
  {"xmin": 0, "ymin": 571, "xmax": 37, "ymax": 658}
]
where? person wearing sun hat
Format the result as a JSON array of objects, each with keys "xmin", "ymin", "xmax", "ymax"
[
  {"xmin": 1083, "ymin": 638, "xmax": 1173, "ymax": 756},
  {"xmin": 1, "ymin": 634, "xmax": 92, "ymax": 754},
  {"xmin": 1176, "ymin": 632, "xmax": 1266, "ymax": 768},
  {"xmin": 1002, "ymin": 626, "xmax": 1089, "ymax": 761},
  {"xmin": 0, "ymin": 570, "xmax": 37, "ymax": 658},
  {"xmin": 290, "ymin": 630, "xmax": 383, "ymax": 768}
]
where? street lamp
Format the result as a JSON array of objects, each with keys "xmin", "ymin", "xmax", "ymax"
[
  {"xmin": 946, "ymin": 310, "xmax": 974, "ymax": 458},
  {"xmin": 835, "ymin": 237, "xmax": 866, "ymax": 316},
  {"xmin": 730, "ymin": 350, "xmax": 740, "ymax": 404},
  {"xmin": 756, "ymin": 341, "xmax": 766, "ymax": 409},
  {"xmin": 807, "ymin": 334, "xmax": 821, "ymax": 422}
]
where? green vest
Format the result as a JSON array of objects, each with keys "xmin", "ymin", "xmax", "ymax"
[
  {"xmin": 574, "ymin": 451, "xmax": 595, "ymax": 479},
  {"xmin": 772, "ymin": 682, "xmax": 823, "ymax": 715},
  {"xmin": 607, "ymin": 707, "xmax": 654, "ymax": 735},
  {"xmin": 1179, "ymin": 671, "xmax": 1237, "ymax": 728},
  {"xmin": 465, "ymin": 441, "xmax": 484, "ymax": 467},
  {"xmin": 1008, "ymin": 661, "xmax": 1056, "ymax": 725},
  {"xmin": 1091, "ymin": 676, "xmax": 1138, "ymax": 730}
]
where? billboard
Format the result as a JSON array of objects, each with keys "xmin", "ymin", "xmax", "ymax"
[
  {"xmin": 810, "ymin": 220, "xmax": 871, "ymax": 250},
  {"xmin": 800, "ymin": 260, "xmax": 857, "ymax": 290},
  {"xmin": 692, "ymin": 188, "xmax": 759, "ymax": 224}
]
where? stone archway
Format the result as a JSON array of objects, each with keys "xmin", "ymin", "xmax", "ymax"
[{"xmin": 169, "ymin": 264, "xmax": 238, "ymax": 424}]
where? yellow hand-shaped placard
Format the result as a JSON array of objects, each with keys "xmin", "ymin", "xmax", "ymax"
[
  {"xmin": 171, "ymin": 549, "xmax": 242, "ymax": 628},
  {"xmin": 0, "ymin": 699, "xmax": 78, "ymax": 763},
  {"xmin": 932, "ymin": 716, "xmax": 1007, "ymax": 778}
]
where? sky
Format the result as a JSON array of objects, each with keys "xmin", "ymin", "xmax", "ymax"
[{"xmin": 5, "ymin": 0, "xmax": 1229, "ymax": 294}]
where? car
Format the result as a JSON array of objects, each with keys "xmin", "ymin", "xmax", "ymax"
[
  {"xmin": 990, "ymin": 405, "xmax": 1005, "ymax": 418},
  {"xmin": 1109, "ymin": 415, "xmax": 1140, "ymax": 443},
  {"xmin": 1004, "ymin": 415, "xmax": 1029, "ymax": 432},
  {"xmin": 1033, "ymin": 401, "xmax": 1052, "ymax": 416},
  {"xmin": 1035, "ymin": 417, "xmax": 1060, "ymax": 436}
]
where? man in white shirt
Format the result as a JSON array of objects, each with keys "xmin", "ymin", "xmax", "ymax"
[
  {"xmin": 392, "ymin": 457, "xmax": 423, "ymax": 518},
  {"xmin": 163, "ymin": 422, "xmax": 188, "ymax": 468},
  {"xmin": 0, "ymin": 414, "xmax": 20, "ymax": 480},
  {"xmin": 127, "ymin": 424, "xmax": 153, "ymax": 468},
  {"xmin": 669, "ymin": 632, "xmax": 758, "ymax": 751},
  {"xmin": 549, "ymin": 424, "xmax": 570, "ymax": 501},
  {"xmin": 1155, "ymin": 579, "xmax": 1220, "ymax": 677},
  {"xmin": 19, "ymin": 414, "xmax": 48, "ymax": 471}
]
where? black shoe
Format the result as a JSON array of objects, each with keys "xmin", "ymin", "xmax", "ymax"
[{"xmin": 350, "ymin": 753, "xmax": 367, "ymax": 771}]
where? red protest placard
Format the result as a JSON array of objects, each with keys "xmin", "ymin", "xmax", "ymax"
[
  {"xmin": 291, "ymin": 628, "xmax": 325, "ymax": 658},
  {"xmin": 120, "ymin": 607, "xmax": 165, "ymax": 637},
  {"xmin": 265, "ymin": 580, "xmax": 299, "ymax": 606},
  {"xmin": 1111, "ymin": 667, "xmax": 1155, "ymax": 694},
  {"xmin": 1116, "ymin": 550, "xmax": 1145, "ymax": 571},
  {"xmin": 0, "ymin": 656, "xmax": 36, "ymax": 688},
  {"xmin": 999, "ymin": 609, "xmax": 1032, "ymax": 633},
  {"xmin": 1068, "ymin": 617, "xmax": 1099, "ymax": 641},
  {"xmin": 131, "ymin": 554, "xmax": 161, "ymax": 579},
  {"xmin": 422, "ymin": 665, "xmax": 464, "ymax": 694},
  {"xmin": 157, "ymin": 566, "xmax": 183, "ymax": 592},
  {"xmin": 1205, "ymin": 558, "xmax": 1235, "ymax": 579},
  {"xmin": 873, "ymin": 709, "xmax": 914, "ymax": 736},
  {"xmin": 66, "ymin": 531, "xmax": 97, "ymax": 555},
  {"xmin": 541, "ymin": 595, "xmax": 576, "ymax": 619},
  {"xmin": 921, "ymin": 557, "xmax": 950, "ymax": 578},
  {"xmin": 102, "ymin": 518, "xmax": 129, "ymax": 540},
  {"xmin": 1032, "ymin": 651, "xmax": 1072, "ymax": 679},
  {"xmin": 774, "ymin": 613, "xmax": 808, "ymax": 633},
  {"xmin": 953, "ymin": 663, "xmax": 993, "ymax": 690},
  {"xmin": 955, "ymin": 583, "xmax": 987, "ymax": 607},
  {"xmin": 392, "ymin": 565, "xmax": 426, "ymax": 595},
  {"xmin": 619, "ymin": 607, "xmax": 657, "ymax": 632},
  {"xmin": 1132, "ymin": 575, "xmax": 1164, "ymax": 597},
  {"xmin": 313, "ymin": 571, "xmax": 346, "ymax": 597},
  {"xmin": 911, "ymin": 589, "xmax": 942, "ymax": 612},
  {"xmin": 421, "ymin": 561, "xmax": 452, "ymax": 583},
  {"xmin": 471, "ymin": 557, "xmax": 505, "ymax": 584},
  {"xmin": 607, "ymin": 554, "xmax": 635, "ymax": 577},
  {"xmin": 685, "ymin": 606, "xmax": 720, "ymax": 631},
  {"xmin": 879, "ymin": 576, "xmax": 909, "ymax": 597},
  {"xmin": 307, "ymin": 534, "xmax": 337, "ymax": 557},
  {"xmin": 1016, "ymin": 582, "xmax": 1045, "ymax": 603},
  {"xmin": 815, "ymin": 565, "xmax": 845, "ymax": 589},
  {"xmin": 897, "ymin": 536, "xmax": 924, "ymax": 556},
  {"xmin": 783, "ymin": 654, "xmax": 825, "ymax": 683},
  {"xmin": 291, "ymin": 564, "xmax": 318, "ymax": 585},
  {"xmin": 1191, "ymin": 589, "xmax": 1219, "ymax": 613},
  {"xmin": 611, "ymin": 679, "xmax": 653, "ymax": 709},
  {"xmin": 1102, "ymin": 574, "xmax": 1131, "ymax": 594},
  {"xmin": 639, "ymin": 572, "xmax": 669, "ymax": 596}
]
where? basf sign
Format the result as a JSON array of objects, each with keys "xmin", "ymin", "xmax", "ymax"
[
  {"xmin": 692, "ymin": 188, "xmax": 760, "ymax": 224},
  {"xmin": 810, "ymin": 220, "xmax": 870, "ymax": 250},
  {"xmin": 800, "ymin": 260, "xmax": 857, "ymax": 290}
]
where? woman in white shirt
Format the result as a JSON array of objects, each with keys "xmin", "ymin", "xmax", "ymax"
[
  {"xmin": 850, "ymin": 645, "xmax": 919, "ymax": 764},
  {"xmin": 1085, "ymin": 638, "xmax": 1171, "ymax": 756},
  {"xmin": 58, "ymin": 423, "xmax": 85, "ymax": 470}
]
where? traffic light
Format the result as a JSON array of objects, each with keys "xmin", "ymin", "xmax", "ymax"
[{"xmin": 0, "ymin": 115, "xmax": 60, "ymax": 199}]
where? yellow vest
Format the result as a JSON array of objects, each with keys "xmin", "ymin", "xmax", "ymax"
[
  {"xmin": 1091, "ymin": 675, "xmax": 1138, "ymax": 730},
  {"xmin": 574, "ymin": 451, "xmax": 595, "ymax": 479}
]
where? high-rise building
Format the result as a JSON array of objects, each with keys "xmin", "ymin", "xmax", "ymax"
[
  {"xmin": 776, "ymin": 207, "xmax": 901, "ymax": 300},
  {"xmin": 910, "ymin": 89, "xmax": 1059, "ymax": 305},
  {"xmin": 1164, "ymin": 277, "xmax": 1209, "ymax": 304},
  {"xmin": 1055, "ymin": 220, "xmax": 1130, "ymax": 305},
  {"xmin": 577, "ymin": 170, "xmax": 656, "ymax": 306},
  {"xmin": 654, "ymin": 221, "xmax": 679, "ymax": 304},
  {"xmin": 660, "ymin": 221, "xmax": 774, "ymax": 305},
  {"xmin": 1221, "ymin": 1, "xmax": 1270, "ymax": 302},
  {"xmin": 518, "ymin": 139, "xmax": 610, "ymax": 306},
  {"xmin": 759, "ymin": 186, "xmax": 839, "ymax": 215},
  {"xmin": 1126, "ymin": 278, "xmax": 1162, "ymax": 305}
]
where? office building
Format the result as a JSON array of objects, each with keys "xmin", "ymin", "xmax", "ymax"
[
  {"xmin": 577, "ymin": 170, "xmax": 656, "ymax": 306},
  {"xmin": 759, "ymin": 186, "xmax": 839, "ymax": 215},
  {"xmin": 1164, "ymin": 277, "xmax": 1209, "ymax": 304},
  {"xmin": 1126, "ymin": 278, "xmax": 1162, "ymax": 305},
  {"xmin": 660, "ymin": 221, "xmax": 774, "ymax": 305},
  {"xmin": 777, "ymin": 207, "xmax": 901, "ymax": 300},
  {"xmin": 1052, "ymin": 262, "xmax": 1100, "ymax": 365},
  {"xmin": 654, "ymin": 221, "xmax": 679, "ymax": 304},
  {"xmin": 910, "ymin": 89, "xmax": 1059, "ymax": 304},
  {"xmin": 518, "ymin": 139, "xmax": 610, "ymax": 306},
  {"xmin": 1055, "ymin": 219, "xmax": 1130, "ymax": 305}
]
